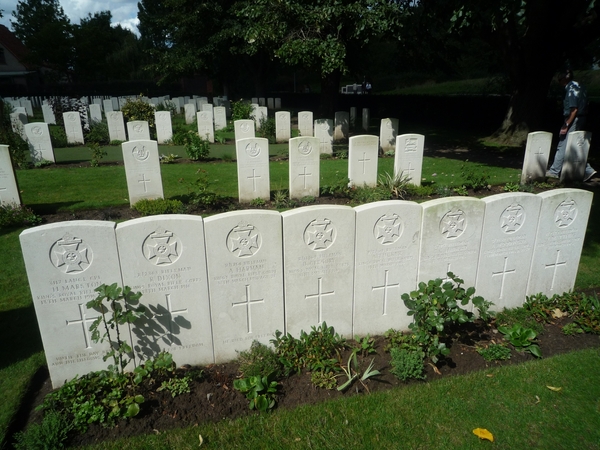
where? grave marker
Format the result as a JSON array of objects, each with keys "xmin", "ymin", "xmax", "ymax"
[
  {"xmin": 24, "ymin": 122, "xmax": 55, "ymax": 163},
  {"xmin": 298, "ymin": 111, "xmax": 313, "ymax": 137},
  {"xmin": 0, "ymin": 145, "xmax": 22, "ymax": 205},
  {"xmin": 184, "ymin": 103, "xmax": 196, "ymax": 125},
  {"xmin": 334, "ymin": 111, "xmax": 349, "ymax": 141},
  {"xmin": 107, "ymin": 111, "xmax": 127, "ymax": 142},
  {"xmin": 41, "ymin": 104, "xmax": 56, "ymax": 124},
  {"xmin": 275, "ymin": 111, "xmax": 291, "ymax": 143},
  {"xmin": 197, "ymin": 110, "xmax": 215, "ymax": 143},
  {"xmin": 380, "ymin": 118, "xmax": 398, "ymax": 153},
  {"xmin": 214, "ymin": 106, "xmax": 227, "ymax": 131},
  {"xmin": 289, "ymin": 137, "xmax": 320, "ymax": 199},
  {"xmin": 122, "ymin": 140, "xmax": 164, "ymax": 204},
  {"xmin": 63, "ymin": 112, "xmax": 84, "ymax": 144},
  {"xmin": 155, "ymin": 111, "xmax": 173, "ymax": 144},
  {"xmin": 561, "ymin": 131, "xmax": 592, "ymax": 182},
  {"xmin": 235, "ymin": 137, "xmax": 270, "ymax": 202},
  {"xmin": 103, "ymin": 99, "xmax": 114, "ymax": 113},
  {"xmin": 234, "ymin": 120, "xmax": 255, "ymax": 141},
  {"xmin": 521, "ymin": 131, "xmax": 552, "ymax": 183},
  {"xmin": 362, "ymin": 108, "xmax": 370, "ymax": 132},
  {"xmin": 394, "ymin": 133, "xmax": 425, "ymax": 186},
  {"xmin": 314, "ymin": 119, "xmax": 333, "ymax": 154},
  {"xmin": 348, "ymin": 135, "xmax": 379, "ymax": 187},
  {"xmin": 127, "ymin": 120, "xmax": 151, "ymax": 141},
  {"xmin": 89, "ymin": 104, "xmax": 102, "ymax": 124}
]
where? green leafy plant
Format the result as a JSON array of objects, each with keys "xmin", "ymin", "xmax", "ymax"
[
  {"xmin": 233, "ymin": 372, "xmax": 278, "ymax": 411},
  {"xmin": 237, "ymin": 340, "xmax": 283, "ymax": 378},
  {"xmin": 476, "ymin": 343, "xmax": 511, "ymax": 361},
  {"xmin": 133, "ymin": 351, "xmax": 176, "ymax": 384},
  {"xmin": 88, "ymin": 142, "xmax": 108, "ymax": 167},
  {"xmin": 402, "ymin": 272, "xmax": 494, "ymax": 362},
  {"xmin": 498, "ymin": 323, "xmax": 542, "ymax": 358},
  {"xmin": 320, "ymin": 172, "xmax": 351, "ymax": 197},
  {"xmin": 562, "ymin": 322, "xmax": 584, "ymax": 336},
  {"xmin": 231, "ymin": 99, "xmax": 253, "ymax": 121},
  {"xmin": 383, "ymin": 329, "xmax": 421, "ymax": 353},
  {"xmin": 86, "ymin": 283, "xmax": 146, "ymax": 374},
  {"xmin": 503, "ymin": 182, "xmax": 522, "ymax": 192},
  {"xmin": 378, "ymin": 171, "xmax": 411, "ymax": 198},
  {"xmin": 300, "ymin": 196, "xmax": 315, "ymax": 204},
  {"xmin": 250, "ymin": 197, "xmax": 266, "ymax": 207},
  {"xmin": 354, "ymin": 334, "xmax": 376, "ymax": 356},
  {"xmin": 86, "ymin": 120, "xmax": 110, "ymax": 145},
  {"xmin": 257, "ymin": 117, "xmax": 276, "ymax": 143},
  {"xmin": 271, "ymin": 322, "xmax": 346, "ymax": 376},
  {"xmin": 159, "ymin": 153, "xmax": 179, "ymax": 164},
  {"xmin": 310, "ymin": 370, "xmax": 338, "ymax": 389},
  {"xmin": 121, "ymin": 96, "xmax": 156, "ymax": 135},
  {"xmin": 337, "ymin": 349, "xmax": 381, "ymax": 392},
  {"xmin": 0, "ymin": 203, "xmax": 42, "ymax": 228},
  {"xmin": 183, "ymin": 131, "xmax": 210, "ymax": 160},
  {"xmin": 157, "ymin": 376, "xmax": 192, "ymax": 398},
  {"xmin": 33, "ymin": 158, "xmax": 53, "ymax": 168},
  {"xmin": 453, "ymin": 185, "xmax": 469, "ymax": 196},
  {"xmin": 273, "ymin": 190, "xmax": 291, "ymax": 209},
  {"xmin": 389, "ymin": 347, "xmax": 426, "ymax": 381},
  {"xmin": 461, "ymin": 164, "xmax": 490, "ymax": 191},
  {"xmin": 13, "ymin": 410, "xmax": 73, "ymax": 450},
  {"xmin": 183, "ymin": 169, "xmax": 230, "ymax": 210},
  {"xmin": 156, "ymin": 100, "xmax": 177, "ymax": 114},
  {"xmin": 132, "ymin": 198, "xmax": 186, "ymax": 216}
]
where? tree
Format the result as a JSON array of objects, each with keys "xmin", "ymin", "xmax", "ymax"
[
  {"xmin": 11, "ymin": 0, "xmax": 74, "ymax": 80},
  {"xmin": 427, "ymin": 0, "xmax": 600, "ymax": 144}
]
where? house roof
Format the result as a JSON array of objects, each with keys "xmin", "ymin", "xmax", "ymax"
[{"xmin": 0, "ymin": 24, "xmax": 33, "ymax": 70}]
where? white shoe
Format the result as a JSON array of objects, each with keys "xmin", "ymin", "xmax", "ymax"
[{"xmin": 584, "ymin": 170, "xmax": 597, "ymax": 182}]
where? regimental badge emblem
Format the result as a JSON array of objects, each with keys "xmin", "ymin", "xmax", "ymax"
[
  {"xmin": 298, "ymin": 140, "xmax": 313, "ymax": 155},
  {"xmin": 32, "ymin": 125, "xmax": 43, "ymax": 136},
  {"xmin": 143, "ymin": 227, "xmax": 181, "ymax": 265},
  {"xmin": 555, "ymin": 199, "xmax": 577, "ymax": 228},
  {"xmin": 133, "ymin": 124, "xmax": 143, "ymax": 133},
  {"xmin": 132, "ymin": 145, "xmax": 150, "ymax": 161},
  {"xmin": 374, "ymin": 213, "xmax": 403, "ymax": 245},
  {"xmin": 240, "ymin": 123, "xmax": 250, "ymax": 133},
  {"xmin": 245, "ymin": 142, "xmax": 261, "ymax": 158},
  {"xmin": 440, "ymin": 209, "xmax": 466, "ymax": 239},
  {"xmin": 500, "ymin": 204, "xmax": 525, "ymax": 234},
  {"xmin": 50, "ymin": 233, "xmax": 91, "ymax": 273},
  {"xmin": 304, "ymin": 219, "xmax": 335, "ymax": 251},
  {"xmin": 227, "ymin": 223, "xmax": 261, "ymax": 257}
]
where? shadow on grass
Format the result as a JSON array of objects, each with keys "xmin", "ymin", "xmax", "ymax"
[
  {"xmin": 0, "ymin": 304, "xmax": 43, "ymax": 371},
  {"xmin": 28, "ymin": 201, "xmax": 83, "ymax": 215}
]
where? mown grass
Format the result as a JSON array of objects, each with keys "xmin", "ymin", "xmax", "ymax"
[{"xmin": 80, "ymin": 348, "xmax": 600, "ymax": 450}]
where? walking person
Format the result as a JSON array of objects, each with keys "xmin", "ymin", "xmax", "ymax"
[{"xmin": 547, "ymin": 69, "xmax": 596, "ymax": 181}]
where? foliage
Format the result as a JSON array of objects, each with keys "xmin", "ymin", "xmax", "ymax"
[
  {"xmin": 562, "ymin": 323, "xmax": 584, "ymax": 336},
  {"xmin": 452, "ymin": 185, "xmax": 469, "ymax": 196},
  {"xmin": 310, "ymin": 371, "xmax": 338, "ymax": 390},
  {"xmin": 49, "ymin": 124, "xmax": 69, "ymax": 148},
  {"xmin": 389, "ymin": 347, "xmax": 426, "ymax": 381},
  {"xmin": 250, "ymin": 197, "xmax": 266, "ymax": 207},
  {"xmin": 256, "ymin": 117, "xmax": 275, "ymax": 143},
  {"xmin": 183, "ymin": 132, "xmax": 210, "ymax": 160},
  {"xmin": 39, "ymin": 370, "xmax": 145, "ymax": 431},
  {"xmin": 494, "ymin": 306, "xmax": 544, "ymax": 336},
  {"xmin": 460, "ymin": 164, "xmax": 490, "ymax": 191},
  {"xmin": 402, "ymin": 272, "xmax": 494, "ymax": 362},
  {"xmin": 88, "ymin": 143, "xmax": 108, "ymax": 167},
  {"xmin": 237, "ymin": 340, "xmax": 283, "ymax": 379},
  {"xmin": 13, "ymin": 410, "xmax": 73, "ymax": 449},
  {"xmin": 159, "ymin": 153, "xmax": 180, "ymax": 164},
  {"xmin": 49, "ymin": 97, "xmax": 88, "ymax": 130},
  {"xmin": 349, "ymin": 185, "xmax": 391, "ymax": 204},
  {"xmin": 476, "ymin": 343, "xmax": 511, "ymax": 361},
  {"xmin": 271, "ymin": 322, "xmax": 346, "ymax": 376},
  {"xmin": 86, "ymin": 283, "xmax": 146, "ymax": 374},
  {"xmin": 524, "ymin": 292, "xmax": 600, "ymax": 334},
  {"xmin": 157, "ymin": 376, "xmax": 192, "ymax": 398},
  {"xmin": 33, "ymin": 158, "xmax": 53, "ymax": 168},
  {"xmin": 231, "ymin": 100, "xmax": 254, "ymax": 121},
  {"xmin": 183, "ymin": 169, "xmax": 231, "ymax": 210},
  {"xmin": 133, "ymin": 352, "xmax": 176, "ymax": 384},
  {"xmin": 503, "ymin": 182, "xmax": 522, "ymax": 192},
  {"xmin": 86, "ymin": 120, "xmax": 110, "ymax": 145},
  {"xmin": 0, "ymin": 203, "xmax": 42, "ymax": 228},
  {"xmin": 498, "ymin": 323, "xmax": 542, "ymax": 358},
  {"xmin": 337, "ymin": 349, "xmax": 381, "ymax": 392},
  {"xmin": 156, "ymin": 100, "xmax": 178, "ymax": 114},
  {"xmin": 0, "ymin": 100, "xmax": 29, "ymax": 169},
  {"xmin": 383, "ymin": 329, "xmax": 421, "ymax": 353},
  {"xmin": 131, "ymin": 198, "xmax": 186, "ymax": 216},
  {"xmin": 273, "ymin": 190, "xmax": 294, "ymax": 209},
  {"xmin": 353, "ymin": 334, "xmax": 376, "ymax": 357},
  {"xmin": 121, "ymin": 96, "xmax": 156, "ymax": 133},
  {"xmin": 233, "ymin": 372, "xmax": 278, "ymax": 411},
  {"xmin": 378, "ymin": 171, "xmax": 411, "ymax": 199},
  {"xmin": 320, "ymin": 172, "xmax": 351, "ymax": 198}
]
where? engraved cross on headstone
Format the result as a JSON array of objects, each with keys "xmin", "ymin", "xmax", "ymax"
[
  {"xmin": 545, "ymin": 250, "xmax": 567, "ymax": 291},
  {"xmin": 232, "ymin": 285, "xmax": 264, "ymax": 334},
  {"xmin": 138, "ymin": 174, "xmax": 151, "ymax": 192},
  {"xmin": 155, "ymin": 293, "xmax": 189, "ymax": 341},
  {"xmin": 358, "ymin": 152, "xmax": 371, "ymax": 175},
  {"xmin": 403, "ymin": 162, "xmax": 416, "ymax": 180},
  {"xmin": 66, "ymin": 303, "xmax": 100, "ymax": 349},
  {"xmin": 299, "ymin": 166, "xmax": 312, "ymax": 189},
  {"xmin": 491, "ymin": 257, "xmax": 516, "ymax": 299},
  {"xmin": 305, "ymin": 277, "xmax": 335, "ymax": 324},
  {"xmin": 247, "ymin": 169, "xmax": 261, "ymax": 192},
  {"xmin": 372, "ymin": 269, "xmax": 400, "ymax": 315}
]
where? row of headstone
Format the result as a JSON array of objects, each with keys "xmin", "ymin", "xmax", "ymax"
[
  {"xmin": 251, "ymin": 97, "xmax": 282, "ymax": 110},
  {"xmin": 20, "ymin": 188, "xmax": 592, "ymax": 387}
]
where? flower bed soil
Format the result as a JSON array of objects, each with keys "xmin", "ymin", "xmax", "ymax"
[{"xmin": 12, "ymin": 315, "xmax": 600, "ymax": 448}]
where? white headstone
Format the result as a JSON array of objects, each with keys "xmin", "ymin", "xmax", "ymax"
[
  {"xmin": 314, "ymin": 119, "xmax": 333, "ymax": 154},
  {"xmin": 394, "ymin": 134, "xmax": 425, "ymax": 186},
  {"xmin": 476, "ymin": 193, "xmax": 542, "ymax": 311},
  {"xmin": 289, "ymin": 137, "xmax": 320, "ymax": 199},
  {"xmin": 234, "ymin": 120, "xmax": 255, "ymax": 141},
  {"xmin": 155, "ymin": 111, "xmax": 173, "ymax": 144},
  {"xmin": 267, "ymin": 98, "xmax": 274, "ymax": 110},
  {"xmin": 107, "ymin": 111, "xmax": 127, "ymax": 142},
  {"xmin": 103, "ymin": 99, "xmax": 114, "ymax": 114},
  {"xmin": 204, "ymin": 210, "xmax": 285, "ymax": 362},
  {"xmin": 19, "ymin": 221, "xmax": 124, "ymax": 388},
  {"xmin": 213, "ymin": 106, "xmax": 227, "ymax": 131},
  {"xmin": 334, "ymin": 111, "xmax": 349, "ymax": 141},
  {"xmin": 111, "ymin": 97, "xmax": 119, "ymax": 111},
  {"xmin": 275, "ymin": 98, "xmax": 281, "ymax": 110},
  {"xmin": 521, "ymin": 131, "xmax": 552, "ymax": 183},
  {"xmin": 89, "ymin": 104, "xmax": 102, "ymax": 124},
  {"xmin": 0, "ymin": 145, "xmax": 21, "ymax": 205},
  {"xmin": 121, "ymin": 140, "xmax": 164, "ymax": 204},
  {"xmin": 380, "ymin": 118, "xmax": 398, "ymax": 153},
  {"xmin": 196, "ymin": 110, "xmax": 215, "ymax": 143},
  {"xmin": 235, "ymin": 137, "xmax": 270, "ymax": 202},
  {"xmin": 282, "ymin": 205, "xmax": 356, "ymax": 337},
  {"xmin": 41, "ymin": 104, "xmax": 56, "ymax": 125},
  {"xmin": 527, "ymin": 188, "xmax": 593, "ymax": 296},
  {"xmin": 184, "ymin": 103, "xmax": 196, "ymax": 125},
  {"xmin": 353, "ymin": 200, "xmax": 422, "ymax": 335},
  {"xmin": 201, "ymin": 103, "xmax": 213, "ymax": 115},
  {"xmin": 259, "ymin": 98, "xmax": 266, "ymax": 107},
  {"xmin": 348, "ymin": 135, "xmax": 379, "ymax": 187},
  {"xmin": 23, "ymin": 99, "xmax": 33, "ymax": 117},
  {"xmin": 127, "ymin": 120, "xmax": 151, "ymax": 141},
  {"xmin": 172, "ymin": 97, "xmax": 181, "ymax": 114},
  {"xmin": 418, "ymin": 197, "xmax": 485, "ymax": 290},
  {"xmin": 275, "ymin": 111, "xmax": 291, "ymax": 143},
  {"xmin": 10, "ymin": 111, "xmax": 27, "ymax": 138},
  {"xmin": 298, "ymin": 111, "xmax": 313, "ymax": 137},
  {"xmin": 362, "ymin": 108, "xmax": 370, "ymax": 132},
  {"xmin": 116, "ymin": 215, "xmax": 214, "ymax": 366},
  {"xmin": 24, "ymin": 122, "xmax": 55, "ymax": 163},
  {"xmin": 63, "ymin": 112, "xmax": 85, "ymax": 145},
  {"xmin": 560, "ymin": 131, "xmax": 592, "ymax": 182}
]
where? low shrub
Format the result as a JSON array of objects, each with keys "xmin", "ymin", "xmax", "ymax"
[
  {"xmin": 231, "ymin": 99, "xmax": 253, "ymax": 121},
  {"xmin": 121, "ymin": 96, "xmax": 156, "ymax": 135},
  {"xmin": 132, "ymin": 198, "xmax": 186, "ymax": 216},
  {"xmin": 237, "ymin": 340, "xmax": 283, "ymax": 378},
  {"xmin": 88, "ymin": 142, "xmax": 108, "ymax": 167},
  {"xmin": 476, "ymin": 343, "xmax": 511, "ymax": 361},
  {"xmin": 183, "ymin": 132, "xmax": 210, "ymax": 160},
  {"xmin": 0, "ymin": 203, "xmax": 42, "ymax": 228},
  {"xmin": 13, "ymin": 410, "xmax": 73, "ymax": 450},
  {"xmin": 389, "ymin": 347, "xmax": 425, "ymax": 381},
  {"xmin": 257, "ymin": 117, "xmax": 275, "ymax": 143},
  {"xmin": 86, "ymin": 120, "xmax": 110, "ymax": 145}
]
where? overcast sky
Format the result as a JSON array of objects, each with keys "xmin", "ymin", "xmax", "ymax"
[{"xmin": 0, "ymin": 0, "xmax": 140, "ymax": 34}]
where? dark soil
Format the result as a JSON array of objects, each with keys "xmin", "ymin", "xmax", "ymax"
[{"xmin": 14, "ymin": 316, "xmax": 600, "ymax": 448}]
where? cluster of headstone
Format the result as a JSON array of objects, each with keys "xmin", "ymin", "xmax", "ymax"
[{"xmin": 20, "ymin": 188, "xmax": 592, "ymax": 388}]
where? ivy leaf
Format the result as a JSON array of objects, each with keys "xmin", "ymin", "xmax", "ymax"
[{"xmin": 473, "ymin": 428, "xmax": 494, "ymax": 442}]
